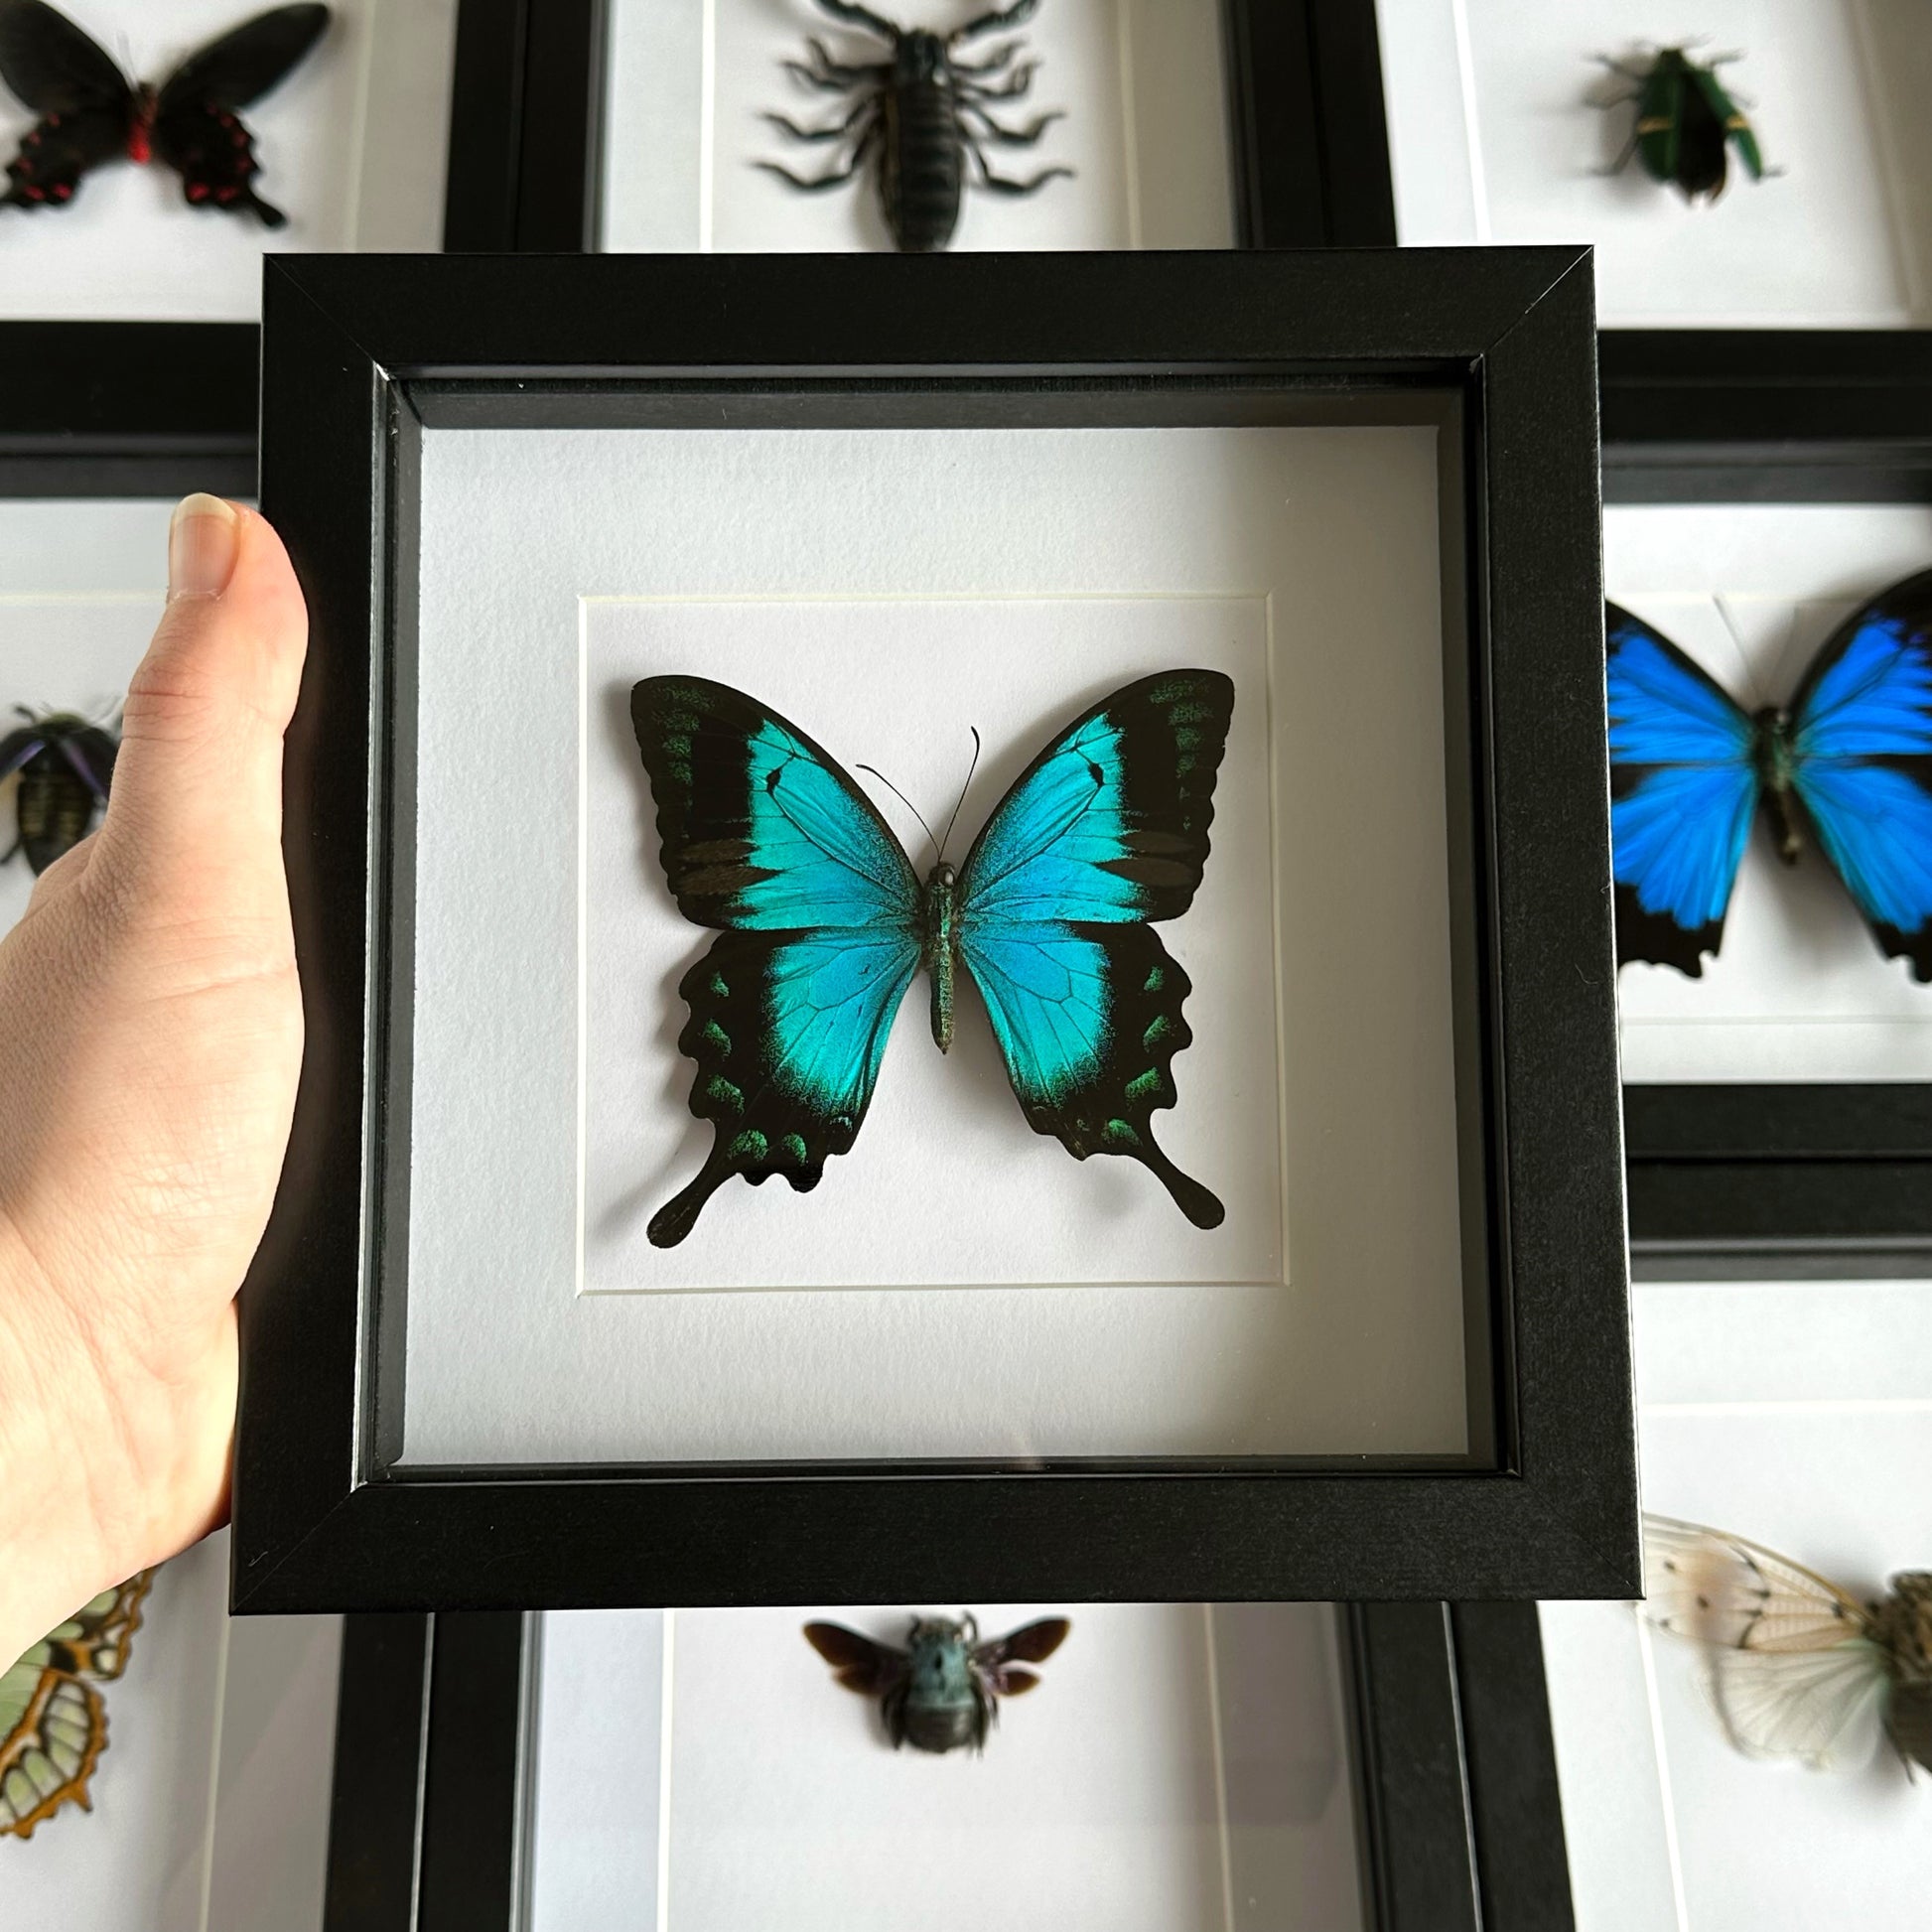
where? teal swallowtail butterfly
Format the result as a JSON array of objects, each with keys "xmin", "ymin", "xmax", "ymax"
[
  {"xmin": 0, "ymin": 1571, "xmax": 151, "ymax": 1839},
  {"xmin": 629, "ymin": 668, "xmax": 1234, "ymax": 1247}
]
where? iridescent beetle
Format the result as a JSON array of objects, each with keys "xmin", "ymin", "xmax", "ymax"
[
  {"xmin": 1645, "ymin": 1516, "xmax": 1932, "ymax": 1773},
  {"xmin": 0, "ymin": 707, "xmax": 117, "ymax": 873},
  {"xmin": 803, "ymin": 1611, "xmax": 1069, "ymax": 1753},
  {"xmin": 1595, "ymin": 45, "xmax": 1767, "ymax": 203}
]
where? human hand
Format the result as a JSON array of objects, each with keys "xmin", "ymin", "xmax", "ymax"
[{"xmin": 0, "ymin": 497, "xmax": 308, "ymax": 1664}]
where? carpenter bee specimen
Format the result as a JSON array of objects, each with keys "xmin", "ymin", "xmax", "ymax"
[
  {"xmin": 0, "ymin": 707, "xmax": 116, "ymax": 874},
  {"xmin": 1644, "ymin": 1516, "xmax": 1932, "ymax": 1773},
  {"xmin": 759, "ymin": 0, "xmax": 1071, "ymax": 252},
  {"xmin": 803, "ymin": 1611, "xmax": 1070, "ymax": 1753},
  {"xmin": 1595, "ymin": 45, "xmax": 1766, "ymax": 203}
]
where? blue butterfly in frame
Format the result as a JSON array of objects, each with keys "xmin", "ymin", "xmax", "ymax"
[
  {"xmin": 1605, "ymin": 571, "xmax": 1932, "ymax": 980},
  {"xmin": 629, "ymin": 669, "xmax": 1234, "ymax": 1247}
]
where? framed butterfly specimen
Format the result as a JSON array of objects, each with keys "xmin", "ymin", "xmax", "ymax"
[
  {"xmin": 1606, "ymin": 572, "xmax": 1932, "ymax": 982},
  {"xmin": 0, "ymin": 2, "xmax": 330, "ymax": 227},
  {"xmin": 0, "ymin": 1571, "xmax": 151, "ymax": 1839},
  {"xmin": 238, "ymin": 247, "xmax": 1631, "ymax": 1612},
  {"xmin": 802, "ymin": 1610, "xmax": 1070, "ymax": 1752},
  {"xmin": 630, "ymin": 670, "xmax": 1231, "ymax": 1245}
]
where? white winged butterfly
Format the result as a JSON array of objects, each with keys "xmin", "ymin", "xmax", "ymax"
[{"xmin": 1643, "ymin": 1516, "xmax": 1932, "ymax": 1774}]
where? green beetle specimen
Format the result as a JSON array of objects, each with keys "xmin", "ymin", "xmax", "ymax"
[{"xmin": 1597, "ymin": 45, "xmax": 1765, "ymax": 203}]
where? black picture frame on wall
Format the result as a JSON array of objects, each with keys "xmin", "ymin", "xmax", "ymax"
[
  {"xmin": 1602, "ymin": 330, "xmax": 1932, "ymax": 1278},
  {"xmin": 236, "ymin": 244, "xmax": 1632, "ymax": 1615},
  {"xmin": 321, "ymin": 1600, "xmax": 1573, "ymax": 1932},
  {"xmin": 507, "ymin": 0, "xmax": 1392, "ymax": 254}
]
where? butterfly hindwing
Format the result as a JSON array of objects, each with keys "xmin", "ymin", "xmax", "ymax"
[
  {"xmin": 631, "ymin": 676, "xmax": 922, "ymax": 1247},
  {"xmin": 1605, "ymin": 603, "xmax": 1758, "ymax": 975},
  {"xmin": 1785, "ymin": 570, "xmax": 1932, "ymax": 981},
  {"xmin": 0, "ymin": 0, "xmax": 128, "ymax": 210},
  {"xmin": 957, "ymin": 669, "xmax": 1233, "ymax": 1229},
  {"xmin": 0, "ymin": 1571, "xmax": 151, "ymax": 1839},
  {"xmin": 153, "ymin": 4, "xmax": 328, "ymax": 226}
]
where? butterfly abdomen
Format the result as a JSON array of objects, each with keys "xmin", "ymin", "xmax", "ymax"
[
  {"xmin": 1750, "ymin": 707, "xmax": 1807, "ymax": 864},
  {"xmin": 127, "ymin": 85, "xmax": 155, "ymax": 163},
  {"xmin": 921, "ymin": 862, "xmax": 959, "ymax": 1051}
]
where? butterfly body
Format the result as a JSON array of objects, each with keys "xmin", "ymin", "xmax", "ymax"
[
  {"xmin": 631, "ymin": 670, "xmax": 1233, "ymax": 1247},
  {"xmin": 803, "ymin": 1611, "xmax": 1070, "ymax": 1754},
  {"xmin": 0, "ymin": 1, "xmax": 329, "ymax": 226},
  {"xmin": 1605, "ymin": 577, "xmax": 1932, "ymax": 979}
]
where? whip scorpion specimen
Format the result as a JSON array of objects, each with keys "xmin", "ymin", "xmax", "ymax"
[{"xmin": 759, "ymin": 0, "xmax": 1071, "ymax": 252}]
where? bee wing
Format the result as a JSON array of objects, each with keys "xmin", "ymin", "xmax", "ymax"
[
  {"xmin": 1697, "ymin": 1644, "xmax": 1892, "ymax": 1770},
  {"xmin": 1643, "ymin": 1515, "xmax": 1874, "ymax": 1652},
  {"xmin": 801, "ymin": 1621, "xmax": 906, "ymax": 1696},
  {"xmin": 56, "ymin": 725, "xmax": 116, "ymax": 800},
  {"xmin": 972, "ymin": 1615, "xmax": 1069, "ymax": 1694},
  {"xmin": 0, "ymin": 724, "xmax": 47, "ymax": 779}
]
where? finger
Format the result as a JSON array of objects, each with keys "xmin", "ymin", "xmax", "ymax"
[
  {"xmin": 92, "ymin": 499, "xmax": 309, "ymax": 924},
  {"xmin": 21, "ymin": 831, "xmax": 93, "ymax": 913}
]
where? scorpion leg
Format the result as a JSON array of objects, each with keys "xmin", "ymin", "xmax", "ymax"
[
  {"xmin": 811, "ymin": 0, "xmax": 901, "ymax": 42},
  {"xmin": 950, "ymin": 0, "xmax": 1041, "ymax": 46},
  {"xmin": 758, "ymin": 119, "xmax": 879, "ymax": 191},
  {"xmin": 785, "ymin": 40, "xmax": 888, "ymax": 88},
  {"xmin": 950, "ymin": 40, "xmax": 1021, "ymax": 76},
  {"xmin": 968, "ymin": 144, "xmax": 1073, "ymax": 195},
  {"xmin": 764, "ymin": 97, "xmax": 873, "ymax": 143},
  {"xmin": 956, "ymin": 62, "xmax": 1039, "ymax": 99},
  {"xmin": 959, "ymin": 104, "xmax": 1063, "ymax": 146}
]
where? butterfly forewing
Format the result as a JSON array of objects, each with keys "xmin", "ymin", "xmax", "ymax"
[
  {"xmin": 1784, "ymin": 569, "xmax": 1932, "ymax": 980},
  {"xmin": 0, "ymin": 0, "xmax": 126, "ymax": 111},
  {"xmin": 956, "ymin": 670, "xmax": 1233, "ymax": 1229},
  {"xmin": 1604, "ymin": 605, "xmax": 1759, "ymax": 976},
  {"xmin": 155, "ymin": 3, "xmax": 328, "ymax": 112},
  {"xmin": 1643, "ymin": 1516, "xmax": 1872, "ymax": 1651}
]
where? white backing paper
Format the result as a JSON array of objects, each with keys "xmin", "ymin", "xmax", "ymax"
[
  {"xmin": 1606, "ymin": 503, "xmax": 1932, "ymax": 1081},
  {"xmin": 0, "ymin": 0, "xmax": 457, "ymax": 321},
  {"xmin": 601, "ymin": 0, "xmax": 1233, "ymax": 251},
  {"xmin": 1377, "ymin": 0, "xmax": 1932, "ymax": 327},
  {"xmin": 1544, "ymin": 1277, "xmax": 1932, "ymax": 1930},
  {"xmin": 405, "ymin": 420, "xmax": 1470, "ymax": 1464},
  {"xmin": 528, "ymin": 1601, "xmax": 1361, "ymax": 1932}
]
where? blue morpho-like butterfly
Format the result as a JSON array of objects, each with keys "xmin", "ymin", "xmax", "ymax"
[
  {"xmin": 629, "ymin": 669, "xmax": 1234, "ymax": 1247},
  {"xmin": 1605, "ymin": 572, "xmax": 1932, "ymax": 979}
]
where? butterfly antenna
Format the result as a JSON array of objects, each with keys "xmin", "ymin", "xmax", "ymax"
[
  {"xmin": 856, "ymin": 763, "xmax": 940, "ymax": 867},
  {"xmin": 936, "ymin": 728, "xmax": 982, "ymax": 866},
  {"xmin": 1711, "ymin": 594, "xmax": 1765, "ymax": 707}
]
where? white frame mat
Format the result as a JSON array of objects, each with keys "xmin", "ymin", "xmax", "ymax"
[{"xmin": 401, "ymin": 418, "xmax": 1472, "ymax": 1467}]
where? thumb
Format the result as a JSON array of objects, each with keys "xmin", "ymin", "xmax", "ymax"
[{"xmin": 93, "ymin": 497, "xmax": 309, "ymax": 926}]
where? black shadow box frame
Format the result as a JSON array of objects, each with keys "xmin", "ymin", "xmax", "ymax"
[
  {"xmin": 511, "ymin": 0, "xmax": 1395, "ymax": 253},
  {"xmin": 237, "ymin": 245, "xmax": 1632, "ymax": 1614},
  {"xmin": 321, "ymin": 1600, "xmax": 1574, "ymax": 1932},
  {"xmin": 1602, "ymin": 330, "xmax": 1932, "ymax": 1278}
]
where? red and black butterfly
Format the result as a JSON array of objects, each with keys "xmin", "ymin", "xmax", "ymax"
[{"xmin": 0, "ymin": 2, "xmax": 328, "ymax": 227}]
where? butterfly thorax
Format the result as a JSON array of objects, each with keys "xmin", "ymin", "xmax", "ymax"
[
  {"xmin": 1750, "ymin": 705, "xmax": 1806, "ymax": 864},
  {"xmin": 127, "ymin": 87, "xmax": 158, "ymax": 165},
  {"xmin": 1872, "ymin": 1577, "xmax": 1932, "ymax": 1682},
  {"xmin": 921, "ymin": 861, "xmax": 959, "ymax": 1053}
]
